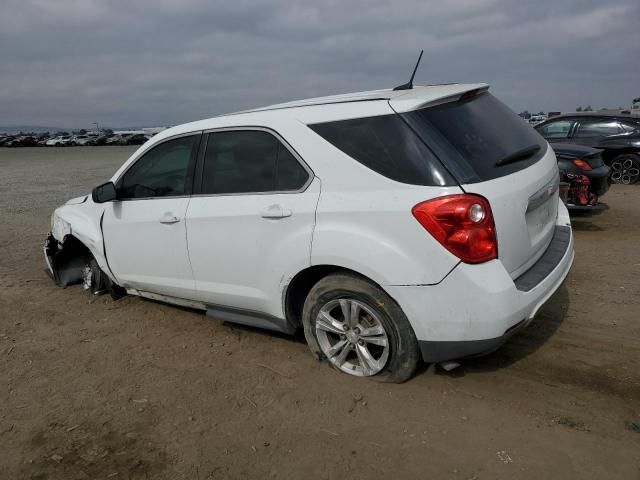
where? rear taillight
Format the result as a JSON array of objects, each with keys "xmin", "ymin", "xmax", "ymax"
[
  {"xmin": 572, "ymin": 159, "xmax": 592, "ymax": 171},
  {"xmin": 412, "ymin": 194, "xmax": 497, "ymax": 263}
]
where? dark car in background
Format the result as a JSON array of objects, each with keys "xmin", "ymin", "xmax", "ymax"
[
  {"xmin": 5, "ymin": 136, "xmax": 38, "ymax": 147},
  {"xmin": 535, "ymin": 113, "xmax": 640, "ymax": 184},
  {"xmin": 106, "ymin": 133, "xmax": 132, "ymax": 145},
  {"xmin": 551, "ymin": 143, "xmax": 609, "ymax": 212},
  {"xmin": 124, "ymin": 133, "xmax": 149, "ymax": 145}
]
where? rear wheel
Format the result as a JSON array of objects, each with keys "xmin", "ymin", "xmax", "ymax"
[
  {"xmin": 302, "ymin": 273, "xmax": 420, "ymax": 383},
  {"xmin": 610, "ymin": 154, "xmax": 640, "ymax": 184}
]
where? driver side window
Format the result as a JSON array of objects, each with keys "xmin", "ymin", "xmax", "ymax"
[{"xmin": 119, "ymin": 135, "xmax": 199, "ymax": 199}]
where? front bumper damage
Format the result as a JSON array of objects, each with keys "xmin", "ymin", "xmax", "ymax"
[{"xmin": 44, "ymin": 232, "xmax": 88, "ymax": 287}]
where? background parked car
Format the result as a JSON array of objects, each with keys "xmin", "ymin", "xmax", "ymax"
[
  {"xmin": 106, "ymin": 133, "xmax": 133, "ymax": 145},
  {"xmin": 124, "ymin": 133, "xmax": 150, "ymax": 145},
  {"xmin": 0, "ymin": 136, "xmax": 19, "ymax": 146},
  {"xmin": 70, "ymin": 135, "xmax": 92, "ymax": 146},
  {"xmin": 46, "ymin": 135, "xmax": 73, "ymax": 147},
  {"xmin": 536, "ymin": 113, "xmax": 640, "ymax": 184},
  {"xmin": 91, "ymin": 135, "xmax": 110, "ymax": 146},
  {"xmin": 528, "ymin": 114, "xmax": 547, "ymax": 126},
  {"xmin": 5, "ymin": 136, "xmax": 38, "ymax": 147}
]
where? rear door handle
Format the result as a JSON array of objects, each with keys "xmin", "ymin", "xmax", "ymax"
[
  {"xmin": 159, "ymin": 214, "xmax": 181, "ymax": 224},
  {"xmin": 260, "ymin": 205, "xmax": 292, "ymax": 219}
]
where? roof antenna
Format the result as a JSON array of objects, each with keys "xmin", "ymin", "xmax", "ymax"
[{"xmin": 393, "ymin": 50, "xmax": 424, "ymax": 91}]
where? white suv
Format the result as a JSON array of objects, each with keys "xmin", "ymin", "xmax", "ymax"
[{"xmin": 45, "ymin": 84, "xmax": 574, "ymax": 382}]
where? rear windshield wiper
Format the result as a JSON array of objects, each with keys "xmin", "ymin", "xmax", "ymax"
[{"xmin": 495, "ymin": 144, "xmax": 541, "ymax": 167}]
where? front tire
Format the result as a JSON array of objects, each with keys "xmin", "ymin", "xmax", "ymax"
[
  {"xmin": 302, "ymin": 273, "xmax": 420, "ymax": 383},
  {"xmin": 82, "ymin": 258, "xmax": 106, "ymax": 294}
]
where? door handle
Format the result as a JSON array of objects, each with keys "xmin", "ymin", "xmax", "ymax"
[
  {"xmin": 159, "ymin": 214, "xmax": 180, "ymax": 224},
  {"xmin": 260, "ymin": 205, "xmax": 292, "ymax": 219}
]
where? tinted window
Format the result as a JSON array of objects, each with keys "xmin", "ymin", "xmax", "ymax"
[
  {"xmin": 276, "ymin": 144, "xmax": 309, "ymax": 190},
  {"xmin": 575, "ymin": 120, "xmax": 621, "ymax": 137},
  {"xmin": 201, "ymin": 130, "xmax": 309, "ymax": 194},
  {"xmin": 119, "ymin": 135, "xmax": 198, "ymax": 199},
  {"xmin": 538, "ymin": 120, "xmax": 574, "ymax": 139},
  {"xmin": 309, "ymin": 115, "xmax": 454, "ymax": 186},
  {"xmin": 403, "ymin": 92, "xmax": 547, "ymax": 183}
]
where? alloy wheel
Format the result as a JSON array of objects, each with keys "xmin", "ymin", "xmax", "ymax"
[
  {"xmin": 315, "ymin": 298, "xmax": 390, "ymax": 377},
  {"xmin": 611, "ymin": 158, "xmax": 640, "ymax": 184}
]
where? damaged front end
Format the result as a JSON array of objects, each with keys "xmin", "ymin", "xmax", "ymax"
[
  {"xmin": 44, "ymin": 231, "xmax": 125, "ymax": 298},
  {"xmin": 44, "ymin": 232, "xmax": 92, "ymax": 287}
]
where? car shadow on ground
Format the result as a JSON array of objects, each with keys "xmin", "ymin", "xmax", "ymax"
[
  {"xmin": 137, "ymin": 283, "xmax": 570, "ymax": 380},
  {"xmin": 570, "ymin": 218, "xmax": 605, "ymax": 231},
  {"xmin": 424, "ymin": 283, "xmax": 570, "ymax": 378},
  {"xmin": 137, "ymin": 296, "xmax": 310, "ymax": 343}
]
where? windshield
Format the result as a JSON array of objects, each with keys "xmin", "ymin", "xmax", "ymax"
[{"xmin": 402, "ymin": 92, "xmax": 547, "ymax": 183}]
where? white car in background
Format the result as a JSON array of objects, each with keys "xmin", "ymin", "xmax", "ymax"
[
  {"xmin": 529, "ymin": 114, "xmax": 548, "ymax": 126},
  {"xmin": 71, "ymin": 135, "xmax": 94, "ymax": 146},
  {"xmin": 45, "ymin": 83, "xmax": 574, "ymax": 382},
  {"xmin": 45, "ymin": 135, "xmax": 73, "ymax": 146}
]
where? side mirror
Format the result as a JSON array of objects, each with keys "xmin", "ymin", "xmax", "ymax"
[{"xmin": 92, "ymin": 181, "xmax": 117, "ymax": 203}]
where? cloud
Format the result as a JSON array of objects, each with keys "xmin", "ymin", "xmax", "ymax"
[{"xmin": 0, "ymin": 0, "xmax": 638, "ymax": 127}]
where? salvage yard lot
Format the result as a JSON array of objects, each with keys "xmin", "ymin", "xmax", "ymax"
[{"xmin": 1, "ymin": 147, "xmax": 639, "ymax": 479}]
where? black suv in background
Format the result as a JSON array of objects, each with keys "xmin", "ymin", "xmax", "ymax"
[{"xmin": 535, "ymin": 113, "xmax": 640, "ymax": 184}]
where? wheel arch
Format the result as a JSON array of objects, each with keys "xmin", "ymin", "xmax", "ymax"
[
  {"xmin": 602, "ymin": 147, "xmax": 640, "ymax": 164},
  {"xmin": 47, "ymin": 234, "xmax": 94, "ymax": 286},
  {"xmin": 50, "ymin": 206, "xmax": 114, "ymax": 284},
  {"xmin": 283, "ymin": 264, "xmax": 398, "ymax": 328}
]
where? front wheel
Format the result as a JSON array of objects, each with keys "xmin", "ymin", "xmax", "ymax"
[
  {"xmin": 302, "ymin": 273, "xmax": 420, "ymax": 383},
  {"xmin": 82, "ymin": 258, "xmax": 106, "ymax": 294},
  {"xmin": 610, "ymin": 154, "xmax": 640, "ymax": 184}
]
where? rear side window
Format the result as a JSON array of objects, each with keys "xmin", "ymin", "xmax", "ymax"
[
  {"xmin": 309, "ymin": 115, "xmax": 454, "ymax": 186},
  {"xmin": 201, "ymin": 130, "xmax": 309, "ymax": 194},
  {"xmin": 538, "ymin": 120, "xmax": 574, "ymax": 139},
  {"xmin": 403, "ymin": 92, "xmax": 547, "ymax": 183},
  {"xmin": 575, "ymin": 120, "xmax": 621, "ymax": 137}
]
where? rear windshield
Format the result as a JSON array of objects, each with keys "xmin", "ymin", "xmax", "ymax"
[
  {"xmin": 402, "ymin": 92, "xmax": 547, "ymax": 183},
  {"xmin": 309, "ymin": 114, "xmax": 455, "ymax": 186}
]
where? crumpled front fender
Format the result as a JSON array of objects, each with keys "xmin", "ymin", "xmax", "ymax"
[{"xmin": 47, "ymin": 199, "xmax": 113, "ymax": 285}]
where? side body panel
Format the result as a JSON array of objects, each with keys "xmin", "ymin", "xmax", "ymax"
[
  {"xmin": 186, "ymin": 178, "xmax": 321, "ymax": 318},
  {"xmin": 277, "ymin": 106, "xmax": 464, "ymax": 287},
  {"xmin": 102, "ymin": 198, "xmax": 196, "ymax": 299},
  {"xmin": 310, "ymin": 186, "xmax": 462, "ymax": 286}
]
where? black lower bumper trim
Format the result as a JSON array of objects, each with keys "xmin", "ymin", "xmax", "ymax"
[
  {"xmin": 514, "ymin": 225, "xmax": 571, "ymax": 293},
  {"xmin": 418, "ymin": 320, "xmax": 527, "ymax": 363}
]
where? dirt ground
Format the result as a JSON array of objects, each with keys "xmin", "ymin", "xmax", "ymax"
[{"xmin": 1, "ymin": 146, "xmax": 639, "ymax": 479}]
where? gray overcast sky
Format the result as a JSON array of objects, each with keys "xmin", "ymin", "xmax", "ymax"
[{"xmin": 1, "ymin": 0, "xmax": 639, "ymax": 128}]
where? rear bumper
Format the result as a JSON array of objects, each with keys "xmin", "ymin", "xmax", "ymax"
[
  {"xmin": 387, "ymin": 201, "xmax": 574, "ymax": 363},
  {"xmin": 588, "ymin": 173, "xmax": 610, "ymax": 197}
]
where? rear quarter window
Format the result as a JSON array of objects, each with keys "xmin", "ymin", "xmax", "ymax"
[
  {"xmin": 309, "ymin": 114, "xmax": 455, "ymax": 186},
  {"xmin": 402, "ymin": 92, "xmax": 547, "ymax": 183}
]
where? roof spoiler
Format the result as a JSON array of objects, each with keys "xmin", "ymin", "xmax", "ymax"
[{"xmin": 389, "ymin": 83, "xmax": 490, "ymax": 113}]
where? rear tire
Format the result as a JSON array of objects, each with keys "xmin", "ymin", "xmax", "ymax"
[
  {"xmin": 302, "ymin": 273, "xmax": 420, "ymax": 383},
  {"xmin": 610, "ymin": 154, "xmax": 640, "ymax": 184}
]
